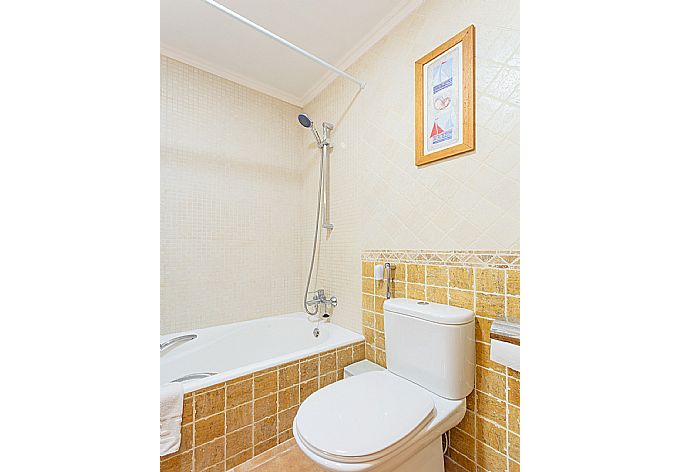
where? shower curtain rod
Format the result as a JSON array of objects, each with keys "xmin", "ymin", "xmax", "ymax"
[{"xmin": 201, "ymin": 0, "xmax": 366, "ymax": 90}]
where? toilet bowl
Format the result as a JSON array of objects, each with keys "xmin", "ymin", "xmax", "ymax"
[
  {"xmin": 293, "ymin": 299, "xmax": 475, "ymax": 471},
  {"xmin": 293, "ymin": 370, "xmax": 466, "ymax": 471}
]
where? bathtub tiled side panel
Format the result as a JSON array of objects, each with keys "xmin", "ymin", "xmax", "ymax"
[
  {"xmin": 361, "ymin": 250, "xmax": 520, "ymax": 472},
  {"xmin": 160, "ymin": 341, "xmax": 365, "ymax": 472}
]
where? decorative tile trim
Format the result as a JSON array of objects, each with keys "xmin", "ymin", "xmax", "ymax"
[{"xmin": 362, "ymin": 250, "xmax": 520, "ymax": 269}]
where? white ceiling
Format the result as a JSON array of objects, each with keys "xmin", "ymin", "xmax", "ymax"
[{"xmin": 161, "ymin": 0, "xmax": 422, "ymax": 106}]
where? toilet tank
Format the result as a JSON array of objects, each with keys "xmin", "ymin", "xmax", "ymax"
[{"xmin": 384, "ymin": 298, "xmax": 475, "ymax": 400}]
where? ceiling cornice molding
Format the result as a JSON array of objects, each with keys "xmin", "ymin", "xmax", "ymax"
[
  {"xmin": 160, "ymin": 44, "xmax": 305, "ymax": 107},
  {"xmin": 299, "ymin": 0, "xmax": 423, "ymax": 106},
  {"xmin": 161, "ymin": 0, "xmax": 423, "ymax": 109}
]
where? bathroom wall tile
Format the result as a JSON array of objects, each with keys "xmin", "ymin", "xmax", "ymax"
[
  {"xmin": 353, "ymin": 342, "xmax": 365, "ymax": 362},
  {"xmin": 374, "ymin": 296, "xmax": 385, "ymax": 314},
  {"xmin": 375, "ymin": 349, "xmax": 387, "ymax": 368},
  {"xmin": 278, "ymin": 429, "xmax": 293, "ymax": 444},
  {"xmin": 374, "ymin": 280, "xmax": 386, "ymax": 297},
  {"xmin": 393, "ymin": 264, "xmax": 406, "ymax": 282},
  {"xmin": 476, "ymin": 441, "xmax": 508, "ymax": 472},
  {"xmin": 182, "ymin": 397, "xmax": 193, "ymax": 426},
  {"xmin": 507, "ymin": 377, "xmax": 520, "ymax": 407},
  {"xmin": 226, "ymin": 426, "xmax": 252, "ymax": 458},
  {"xmin": 195, "ymin": 388, "xmax": 225, "ymax": 420},
  {"xmin": 362, "ymin": 261, "xmax": 374, "ymax": 277},
  {"xmin": 320, "ymin": 371, "xmax": 337, "ymax": 388},
  {"xmin": 201, "ymin": 463, "xmax": 225, "ymax": 472},
  {"xmin": 475, "ymin": 269, "xmax": 505, "ymax": 294},
  {"xmin": 449, "ymin": 289, "xmax": 474, "ymax": 310},
  {"xmin": 374, "ymin": 313, "xmax": 385, "ymax": 331},
  {"xmin": 362, "ymin": 294, "xmax": 375, "ymax": 312},
  {"xmin": 160, "ymin": 56, "xmax": 304, "ymax": 335},
  {"xmin": 195, "ymin": 412, "xmax": 225, "ymax": 446},
  {"xmin": 509, "ymin": 459, "xmax": 520, "ymax": 472},
  {"xmin": 458, "ymin": 411, "xmax": 476, "ymax": 437},
  {"xmin": 362, "ymin": 310, "xmax": 375, "ymax": 329},
  {"xmin": 507, "ymin": 296, "xmax": 520, "ymax": 321},
  {"xmin": 176, "ymin": 424, "xmax": 193, "ymax": 454},
  {"xmin": 448, "ymin": 449, "xmax": 475, "ymax": 472},
  {"xmin": 226, "ymin": 449, "xmax": 252, "ymax": 470},
  {"xmin": 254, "ymin": 394, "xmax": 277, "ymax": 422},
  {"xmin": 450, "ymin": 428, "xmax": 476, "ymax": 460},
  {"xmin": 254, "ymin": 371, "xmax": 278, "ymax": 398},
  {"xmin": 374, "ymin": 331, "xmax": 386, "ymax": 350},
  {"xmin": 254, "ymin": 415, "xmax": 277, "ymax": 445},
  {"xmin": 336, "ymin": 346, "xmax": 353, "ymax": 369},
  {"xmin": 226, "ymin": 378, "xmax": 252, "ymax": 409},
  {"xmin": 254, "ymin": 437, "xmax": 278, "ymax": 456},
  {"xmin": 161, "ymin": 451, "xmax": 192, "ymax": 472},
  {"xmin": 365, "ymin": 344, "xmax": 375, "ymax": 362},
  {"xmin": 278, "ymin": 405, "xmax": 299, "ymax": 433},
  {"xmin": 476, "ymin": 366, "xmax": 507, "ymax": 401},
  {"xmin": 407, "ymin": 283, "xmax": 425, "ymax": 301},
  {"xmin": 406, "ymin": 264, "xmax": 425, "ymax": 284},
  {"xmin": 477, "ymin": 392, "xmax": 507, "ymax": 428},
  {"xmin": 278, "ymin": 363, "xmax": 299, "ymax": 389},
  {"xmin": 278, "ymin": 386, "xmax": 299, "ymax": 412},
  {"xmin": 361, "ymin": 278, "xmax": 374, "ymax": 295},
  {"xmin": 363, "ymin": 326, "xmax": 375, "ymax": 345},
  {"xmin": 299, "ymin": 357, "xmax": 319, "ymax": 382},
  {"xmin": 475, "ymin": 317, "xmax": 494, "ymax": 344},
  {"xmin": 299, "ymin": 378, "xmax": 318, "ymax": 402},
  {"xmin": 194, "ymin": 437, "xmax": 225, "ymax": 471},
  {"xmin": 506, "ymin": 270, "xmax": 520, "ymax": 295},
  {"xmin": 449, "ymin": 267, "xmax": 474, "ymax": 290},
  {"xmin": 227, "ymin": 402, "xmax": 252, "ymax": 433},
  {"xmin": 319, "ymin": 350, "xmax": 337, "ymax": 374},
  {"xmin": 427, "ymin": 286, "xmax": 449, "ymax": 304},
  {"xmin": 477, "ymin": 416, "xmax": 507, "ymax": 454},
  {"xmin": 475, "ymin": 293, "xmax": 505, "ymax": 318},
  {"xmin": 426, "ymin": 265, "xmax": 449, "ymax": 286},
  {"xmin": 507, "ymin": 368, "xmax": 520, "ymax": 380},
  {"xmin": 392, "ymin": 280, "xmax": 407, "ymax": 298},
  {"xmin": 508, "ymin": 405, "xmax": 519, "ymax": 434},
  {"xmin": 508, "ymin": 432, "xmax": 520, "ymax": 462}
]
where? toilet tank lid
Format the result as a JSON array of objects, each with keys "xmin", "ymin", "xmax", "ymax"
[{"xmin": 384, "ymin": 298, "xmax": 474, "ymax": 325}]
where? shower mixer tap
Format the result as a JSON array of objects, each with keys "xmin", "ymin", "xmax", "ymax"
[{"xmin": 306, "ymin": 289, "xmax": 338, "ymax": 309}]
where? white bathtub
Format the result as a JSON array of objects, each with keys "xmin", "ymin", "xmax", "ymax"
[{"xmin": 160, "ymin": 312, "xmax": 364, "ymax": 393}]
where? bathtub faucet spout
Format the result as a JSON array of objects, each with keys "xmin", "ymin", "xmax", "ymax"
[{"xmin": 160, "ymin": 334, "xmax": 197, "ymax": 351}]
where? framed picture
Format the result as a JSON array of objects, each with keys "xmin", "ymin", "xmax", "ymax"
[{"xmin": 415, "ymin": 25, "xmax": 475, "ymax": 166}]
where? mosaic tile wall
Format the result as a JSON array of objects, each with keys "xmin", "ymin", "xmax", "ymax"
[
  {"xmin": 361, "ymin": 250, "xmax": 520, "ymax": 472},
  {"xmin": 160, "ymin": 341, "xmax": 365, "ymax": 472},
  {"xmin": 160, "ymin": 55, "xmax": 305, "ymax": 335}
]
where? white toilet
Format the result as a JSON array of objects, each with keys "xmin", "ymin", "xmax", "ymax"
[{"xmin": 293, "ymin": 298, "xmax": 475, "ymax": 471}]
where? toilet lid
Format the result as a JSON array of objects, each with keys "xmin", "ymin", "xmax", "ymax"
[{"xmin": 294, "ymin": 371, "xmax": 435, "ymax": 458}]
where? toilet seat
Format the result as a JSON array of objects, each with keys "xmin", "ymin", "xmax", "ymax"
[{"xmin": 293, "ymin": 371, "xmax": 436, "ymax": 463}]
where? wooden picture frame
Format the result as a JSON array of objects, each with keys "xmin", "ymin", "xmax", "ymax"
[{"xmin": 415, "ymin": 25, "xmax": 475, "ymax": 166}]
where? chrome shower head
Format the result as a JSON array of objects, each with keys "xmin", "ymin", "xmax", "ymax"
[
  {"xmin": 298, "ymin": 113, "xmax": 322, "ymax": 145},
  {"xmin": 298, "ymin": 113, "xmax": 312, "ymax": 128}
]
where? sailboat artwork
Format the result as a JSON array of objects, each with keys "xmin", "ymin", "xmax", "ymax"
[
  {"xmin": 415, "ymin": 25, "xmax": 475, "ymax": 166},
  {"xmin": 425, "ymin": 45, "xmax": 461, "ymax": 152}
]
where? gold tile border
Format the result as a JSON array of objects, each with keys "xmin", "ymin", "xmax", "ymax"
[
  {"xmin": 361, "ymin": 250, "xmax": 520, "ymax": 472},
  {"xmin": 362, "ymin": 249, "xmax": 520, "ymax": 269},
  {"xmin": 160, "ymin": 341, "xmax": 365, "ymax": 472}
]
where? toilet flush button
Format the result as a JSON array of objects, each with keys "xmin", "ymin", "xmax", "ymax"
[{"xmin": 417, "ymin": 301, "xmax": 429, "ymax": 305}]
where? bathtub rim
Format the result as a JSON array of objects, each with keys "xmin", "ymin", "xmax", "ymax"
[{"xmin": 160, "ymin": 312, "xmax": 364, "ymax": 394}]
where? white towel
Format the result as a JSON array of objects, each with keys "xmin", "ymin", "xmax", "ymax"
[{"xmin": 160, "ymin": 382, "xmax": 184, "ymax": 456}]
